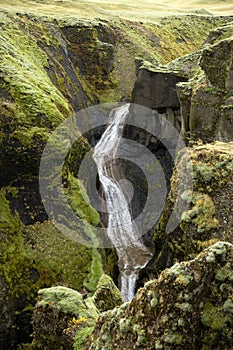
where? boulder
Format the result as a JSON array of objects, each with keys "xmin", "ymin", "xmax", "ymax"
[
  {"xmin": 32, "ymin": 275, "xmax": 123, "ymax": 349},
  {"xmin": 92, "ymin": 274, "xmax": 123, "ymax": 312},
  {"xmin": 32, "ymin": 286, "xmax": 99, "ymax": 349}
]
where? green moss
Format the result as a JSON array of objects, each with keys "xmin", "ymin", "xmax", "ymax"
[
  {"xmin": 155, "ymin": 341, "xmax": 163, "ymax": 349},
  {"xmin": 206, "ymin": 242, "xmax": 229, "ymax": 263},
  {"xmin": 181, "ymin": 192, "xmax": 219, "ymax": 233},
  {"xmin": 0, "ymin": 188, "xmax": 21, "ymax": 233},
  {"xmin": 167, "ymin": 263, "xmax": 193, "ymax": 286},
  {"xmin": 0, "ymin": 19, "xmax": 71, "ymax": 128},
  {"xmin": 136, "ymin": 334, "xmax": 147, "ymax": 345},
  {"xmin": 73, "ymin": 325, "xmax": 95, "ymax": 349},
  {"xmin": 64, "ymin": 173, "xmax": 100, "ymax": 226},
  {"xmin": 222, "ymin": 299, "xmax": 233, "ymax": 314},
  {"xmin": 202, "ymin": 302, "xmax": 227, "ymax": 330},
  {"xmin": 177, "ymin": 302, "xmax": 193, "ymax": 313},
  {"xmin": 119, "ymin": 318, "xmax": 131, "ymax": 335},
  {"xmin": 38, "ymin": 286, "xmax": 84, "ymax": 315},
  {"xmin": 215, "ymin": 263, "xmax": 233, "ymax": 282},
  {"xmin": 150, "ymin": 296, "xmax": 158, "ymax": 308},
  {"xmin": 177, "ymin": 318, "xmax": 185, "ymax": 327},
  {"xmin": 164, "ymin": 332, "xmax": 183, "ymax": 345},
  {"xmin": 175, "ymin": 273, "xmax": 193, "ymax": 286},
  {"xmin": 0, "ymin": 188, "xmax": 35, "ymax": 299},
  {"xmin": 83, "ymin": 248, "xmax": 104, "ymax": 293},
  {"xmin": 10, "ymin": 126, "xmax": 48, "ymax": 147},
  {"xmin": 194, "ymin": 164, "xmax": 214, "ymax": 182},
  {"xmin": 24, "ymin": 220, "xmax": 93, "ymax": 290}
]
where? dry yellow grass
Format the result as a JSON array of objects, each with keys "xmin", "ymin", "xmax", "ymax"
[{"xmin": 0, "ymin": 0, "xmax": 232, "ymax": 21}]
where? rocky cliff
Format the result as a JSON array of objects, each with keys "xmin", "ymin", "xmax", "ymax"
[{"xmin": 132, "ymin": 21, "xmax": 233, "ymax": 143}]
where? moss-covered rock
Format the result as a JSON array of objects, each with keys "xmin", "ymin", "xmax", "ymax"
[
  {"xmin": 92, "ymin": 274, "xmax": 123, "ymax": 312},
  {"xmin": 152, "ymin": 141, "xmax": 233, "ymax": 275},
  {"xmin": 200, "ymin": 34, "xmax": 233, "ymax": 91},
  {"xmin": 177, "ymin": 24, "xmax": 233, "ymax": 142},
  {"xmin": 32, "ymin": 274, "xmax": 123, "ymax": 349},
  {"xmin": 32, "ymin": 286, "xmax": 99, "ymax": 349},
  {"xmin": 0, "ymin": 185, "xmax": 101, "ymax": 347},
  {"xmin": 131, "ymin": 21, "xmax": 233, "ymax": 143},
  {"xmin": 87, "ymin": 242, "xmax": 233, "ymax": 350}
]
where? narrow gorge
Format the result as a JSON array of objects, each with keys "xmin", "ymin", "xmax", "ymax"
[{"xmin": 0, "ymin": 2, "xmax": 233, "ymax": 349}]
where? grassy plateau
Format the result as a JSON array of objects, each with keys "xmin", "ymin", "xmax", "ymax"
[{"xmin": 0, "ymin": 0, "xmax": 233, "ymax": 21}]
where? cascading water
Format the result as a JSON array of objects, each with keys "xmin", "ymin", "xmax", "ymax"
[{"xmin": 93, "ymin": 104, "xmax": 152, "ymax": 301}]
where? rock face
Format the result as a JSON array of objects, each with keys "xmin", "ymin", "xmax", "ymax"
[
  {"xmin": 88, "ymin": 242, "xmax": 233, "ymax": 350},
  {"xmin": 201, "ymin": 35, "xmax": 233, "ymax": 91},
  {"xmin": 132, "ymin": 66, "xmax": 186, "ymax": 110},
  {"xmin": 179, "ymin": 25, "xmax": 233, "ymax": 142}
]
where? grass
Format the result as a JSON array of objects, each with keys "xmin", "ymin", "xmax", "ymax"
[{"xmin": 0, "ymin": 0, "xmax": 233, "ymax": 22}]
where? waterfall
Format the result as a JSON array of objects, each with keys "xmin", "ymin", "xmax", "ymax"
[{"xmin": 93, "ymin": 104, "xmax": 152, "ymax": 301}]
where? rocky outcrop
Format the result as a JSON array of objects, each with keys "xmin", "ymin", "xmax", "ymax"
[
  {"xmin": 88, "ymin": 242, "xmax": 233, "ymax": 350},
  {"xmin": 178, "ymin": 26, "xmax": 233, "ymax": 142},
  {"xmin": 32, "ymin": 286, "xmax": 99, "ymax": 349},
  {"xmin": 92, "ymin": 274, "xmax": 123, "ymax": 312},
  {"xmin": 150, "ymin": 141, "xmax": 233, "ymax": 277},
  {"xmin": 32, "ymin": 275, "xmax": 123, "ymax": 349}
]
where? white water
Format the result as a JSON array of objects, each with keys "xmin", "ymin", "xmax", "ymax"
[{"xmin": 93, "ymin": 104, "xmax": 152, "ymax": 301}]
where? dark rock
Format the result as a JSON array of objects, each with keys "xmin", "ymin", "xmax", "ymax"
[
  {"xmin": 132, "ymin": 65, "xmax": 187, "ymax": 110},
  {"xmin": 200, "ymin": 37, "xmax": 233, "ymax": 91}
]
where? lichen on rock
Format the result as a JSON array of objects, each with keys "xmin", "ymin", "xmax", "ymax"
[
  {"xmin": 87, "ymin": 242, "xmax": 233, "ymax": 350},
  {"xmin": 151, "ymin": 141, "xmax": 233, "ymax": 274}
]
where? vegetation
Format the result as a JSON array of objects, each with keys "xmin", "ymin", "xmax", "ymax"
[{"xmin": 0, "ymin": 0, "xmax": 232, "ymax": 348}]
